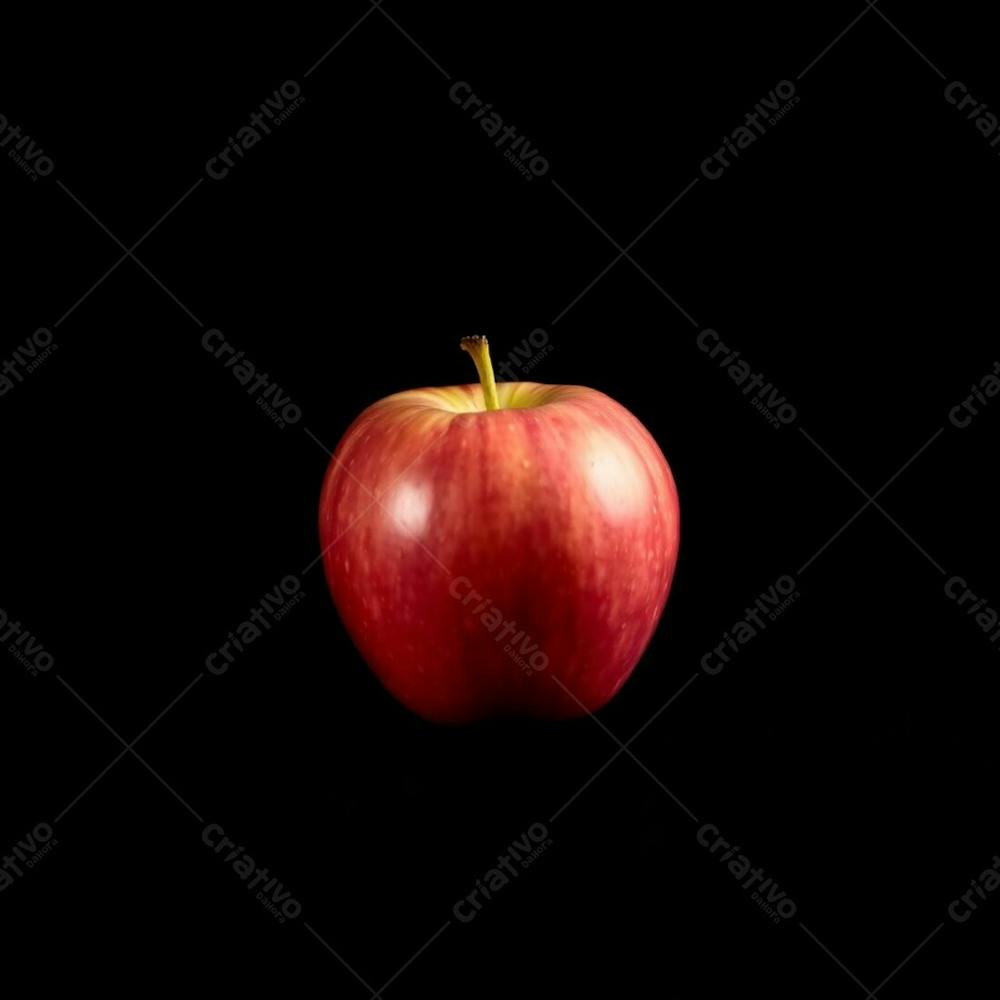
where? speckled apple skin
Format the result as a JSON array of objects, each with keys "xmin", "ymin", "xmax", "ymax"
[{"xmin": 319, "ymin": 382, "xmax": 680, "ymax": 723}]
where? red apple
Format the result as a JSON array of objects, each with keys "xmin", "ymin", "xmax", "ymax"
[{"xmin": 318, "ymin": 337, "xmax": 680, "ymax": 723}]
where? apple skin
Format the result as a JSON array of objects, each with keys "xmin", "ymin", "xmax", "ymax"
[{"xmin": 319, "ymin": 381, "xmax": 679, "ymax": 723}]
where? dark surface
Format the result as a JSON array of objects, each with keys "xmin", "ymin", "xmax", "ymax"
[{"xmin": 2, "ymin": 4, "xmax": 998, "ymax": 996}]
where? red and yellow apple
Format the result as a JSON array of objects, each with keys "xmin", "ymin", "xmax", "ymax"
[{"xmin": 318, "ymin": 337, "xmax": 680, "ymax": 723}]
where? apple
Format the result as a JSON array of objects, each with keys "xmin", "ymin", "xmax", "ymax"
[{"xmin": 318, "ymin": 337, "xmax": 680, "ymax": 723}]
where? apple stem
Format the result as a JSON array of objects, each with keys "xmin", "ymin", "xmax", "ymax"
[{"xmin": 460, "ymin": 336, "xmax": 501, "ymax": 411}]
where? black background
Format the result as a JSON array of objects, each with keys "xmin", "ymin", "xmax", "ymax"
[{"xmin": 2, "ymin": 3, "xmax": 999, "ymax": 996}]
